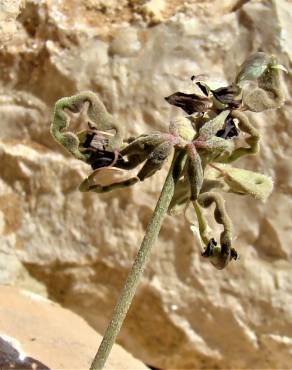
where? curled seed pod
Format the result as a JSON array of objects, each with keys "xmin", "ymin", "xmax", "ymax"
[
  {"xmin": 198, "ymin": 192, "xmax": 235, "ymax": 269},
  {"xmin": 51, "ymin": 91, "xmax": 123, "ymax": 161},
  {"xmin": 137, "ymin": 141, "xmax": 173, "ymax": 181}
]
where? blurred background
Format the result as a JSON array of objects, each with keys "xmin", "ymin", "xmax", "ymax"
[{"xmin": 0, "ymin": 0, "xmax": 291, "ymax": 368}]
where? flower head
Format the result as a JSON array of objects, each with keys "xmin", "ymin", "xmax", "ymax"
[{"xmin": 51, "ymin": 52, "xmax": 286, "ymax": 269}]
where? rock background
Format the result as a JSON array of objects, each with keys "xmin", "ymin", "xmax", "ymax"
[
  {"xmin": 0, "ymin": 286, "xmax": 147, "ymax": 369},
  {"xmin": 0, "ymin": 0, "xmax": 291, "ymax": 369}
]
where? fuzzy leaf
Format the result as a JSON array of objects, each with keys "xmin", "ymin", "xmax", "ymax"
[
  {"xmin": 205, "ymin": 136, "xmax": 234, "ymax": 153},
  {"xmin": 169, "ymin": 117, "xmax": 197, "ymax": 141},
  {"xmin": 210, "ymin": 164, "xmax": 274, "ymax": 201},
  {"xmin": 236, "ymin": 52, "xmax": 270, "ymax": 84},
  {"xmin": 199, "ymin": 110, "xmax": 230, "ymax": 139}
]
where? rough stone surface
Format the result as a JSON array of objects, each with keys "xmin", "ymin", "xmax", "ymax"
[
  {"xmin": 0, "ymin": 285, "xmax": 147, "ymax": 369},
  {"xmin": 0, "ymin": 0, "xmax": 292, "ymax": 369},
  {"xmin": 0, "ymin": 0, "xmax": 24, "ymax": 46}
]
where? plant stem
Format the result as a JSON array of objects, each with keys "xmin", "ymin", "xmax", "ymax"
[
  {"xmin": 192, "ymin": 201, "xmax": 210, "ymax": 247},
  {"xmin": 90, "ymin": 151, "xmax": 181, "ymax": 370}
]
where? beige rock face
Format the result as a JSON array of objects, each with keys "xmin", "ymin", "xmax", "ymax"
[
  {"xmin": 0, "ymin": 285, "xmax": 147, "ymax": 369},
  {"xmin": 0, "ymin": 0, "xmax": 292, "ymax": 369},
  {"xmin": 0, "ymin": 0, "xmax": 24, "ymax": 46}
]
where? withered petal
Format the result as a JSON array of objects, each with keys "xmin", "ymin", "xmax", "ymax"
[
  {"xmin": 165, "ymin": 92, "xmax": 211, "ymax": 115},
  {"xmin": 212, "ymin": 85, "xmax": 242, "ymax": 108},
  {"xmin": 195, "ymin": 82, "xmax": 209, "ymax": 97},
  {"xmin": 201, "ymin": 238, "xmax": 217, "ymax": 257},
  {"xmin": 90, "ymin": 150, "xmax": 125, "ymax": 170},
  {"xmin": 216, "ymin": 115, "xmax": 239, "ymax": 139}
]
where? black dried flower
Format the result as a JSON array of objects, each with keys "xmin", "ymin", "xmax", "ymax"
[{"xmin": 164, "ymin": 92, "xmax": 212, "ymax": 115}]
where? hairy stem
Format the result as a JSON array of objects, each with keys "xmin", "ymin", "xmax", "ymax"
[
  {"xmin": 90, "ymin": 151, "xmax": 182, "ymax": 370},
  {"xmin": 193, "ymin": 201, "xmax": 209, "ymax": 247}
]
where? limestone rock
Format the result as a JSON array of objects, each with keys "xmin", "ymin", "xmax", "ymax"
[
  {"xmin": 0, "ymin": 0, "xmax": 292, "ymax": 369},
  {"xmin": 0, "ymin": 0, "xmax": 24, "ymax": 46},
  {"xmin": 139, "ymin": 0, "xmax": 166, "ymax": 25},
  {"xmin": 0, "ymin": 286, "xmax": 147, "ymax": 369}
]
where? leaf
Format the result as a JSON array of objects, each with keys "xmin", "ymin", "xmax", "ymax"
[
  {"xmin": 210, "ymin": 164, "xmax": 274, "ymax": 201},
  {"xmin": 236, "ymin": 52, "xmax": 270, "ymax": 84},
  {"xmin": 205, "ymin": 136, "xmax": 234, "ymax": 153},
  {"xmin": 169, "ymin": 116, "xmax": 197, "ymax": 141},
  {"xmin": 199, "ymin": 110, "xmax": 230, "ymax": 139}
]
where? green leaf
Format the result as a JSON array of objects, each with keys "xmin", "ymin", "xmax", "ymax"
[
  {"xmin": 236, "ymin": 52, "xmax": 287, "ymax": 86},
  {"xmin": 236, "ymin": 52, "xmax": 270, "ymax": 84},
  {"xmin": 199, "ymin": 110, "xmax": 230, "ymax": 139},
  {"xmin": 208, "ymin": 164, "xmax": 274, "ymax": 201}
]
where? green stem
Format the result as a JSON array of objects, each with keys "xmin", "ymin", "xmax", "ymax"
[
  {"xmin": 90, "ymin": 151, "xmax": 182, "ymax": 370},
  {"xmin": 192, "ymin": 201, "xmax": 210, "ymax": 247}
]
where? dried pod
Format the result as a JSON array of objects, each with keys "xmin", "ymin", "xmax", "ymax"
[
  {"xmin": 202, "ymin": 238, "xmax": 238, "ymax": 270},
  {"xmin": 51, "ymin": 91, "xmax": 123, "ymax": 162}
]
